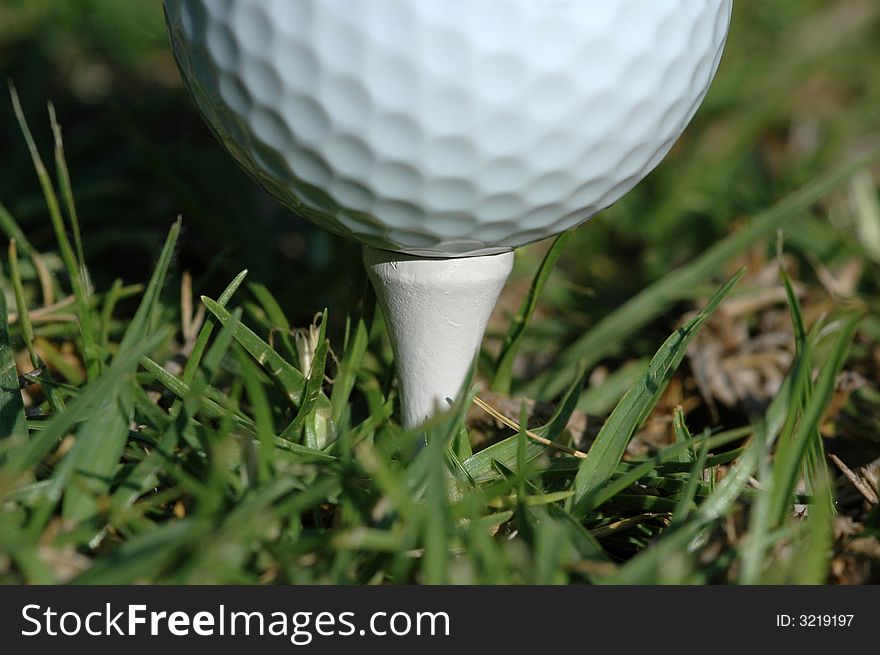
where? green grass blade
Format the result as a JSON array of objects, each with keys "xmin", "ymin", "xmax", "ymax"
[
  {"xmin": 793, "ymin": 467, "xmax": 834, "ymax": 584},
  {"xmin": 769, "ymin": 314, "xmax": 860, "ymax": 526},
  {"xmin": 248, "ymin": 281, "xmax": 291, "ymax": 328},
  {"xmin": 0, "ymin": 285, "xmax": 27, "ymax": 442},
  {"xmin": 10, "ymin": 84, "xmax": 98, "ymax": 377},
  {"xmin": 168, "ymin": 269, "xmax": 248, "ymax": 423},
  {"xmin": 779, "ymin": 257, "xmax": 833, "ymax": 515},
  {"xmin": 236, "ymin": 351, "xmax": 275, "ymax": 482},
  {"xmin": 670, "ymin": 435, "xmax": 711, "ymax": 525},
  {"xmin": 570, "ymin": 271, "xmax": 743, "ymax": 517},
  {"xmin": 7, "ymin": 239, "xmax": 65, "ymax": 414},
  {"xmin": 248, "ymin": 281, "xmax": 298, "ymax": 362},
  {"xmin": 737, "ymin": 419, "xmax": 776, "ymax": 584},
  {"xmin": 48, "ymin": 103, "xmax": 90, "ymax": 300},
  {"xmin": 118, "ymin": 219, "xmax": 181, "ymax": 353},
  {"xmin": 59, "ymin": 379, "xmax": 135, "ymax": 522},
  {"xmin": 493, "ymin": 232, "xmax": 570, "ymax": 393},
  {"xmin": 202, "ymin": 296, "xmax": 309, "ymax": 406},
  {"xmin": 0, "ymin": 201, "xmax": 36, "ymax": 256},
  {"xmin": 671, "ymin": 407, "xmax": 696, "ymax": 463},
  {"xmin": 99, "ymin": 278, "xmax": 125, "ymax": 347},
  {"xmin": 330, "ymin": 285, "xmax": 373, "ymax": 426},
  {"xmin": 7, "ymin": 240, "xmax": 39, "ymax": 372},
  {"xmin": 182, "ymin": 270, "xmax": 248, "ymax": 386},
  {"xmin": 461, "ymin": 435, "xmax": 546, "ymax": 485},
  {"xmin": 421, "ymin": 465, "xmax": 450, "ymax": 583}
]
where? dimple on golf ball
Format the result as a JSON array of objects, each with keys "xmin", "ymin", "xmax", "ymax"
[{"xmin": 164, "ymin": 0, "xmax": 732, "ymax": 257}]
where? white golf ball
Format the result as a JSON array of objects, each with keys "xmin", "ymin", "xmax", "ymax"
[{"xmin": 164, "ymin": 0, "xmax": 732, "ymax": 257}]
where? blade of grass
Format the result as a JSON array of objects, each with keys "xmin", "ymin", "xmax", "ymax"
[
  {"xmin": 330, "ymin": 284, "xmax": 373, "ymax": 426},
  {"xmin": 670, "ymin": 435, "xmax": 711, "ymax": 525},
  {"xmin": 99, "ymin": 278, "xmax": 125, "ymax": 347},
  {"xmin": 236, "ymin": 350, "xmax": 275, "ymax": 482},
  {"xmin": 736, "ymin": 257, "xmax": 832, "ymax": 584},
  {"xmin": 769, "ymin": 314, "xmax": 860, "ymax": 526},
  {"xmin": 737, "ymin": 415, "xmax": 775, "ymax": 581},
  {"xmin": 0, "ymin": 202, "xmax": 34, "ymax": 255},
  {"xmin": 570, "ymin": 271, "xmax": 743, "ymax": 517},
  {"xmin": 0, "ymin": 283, "xmax": 27, "ymax": 442},
  {"xmin": 793, "ymin": 467, "xmax": 834, "ymax": 584},
  {"xmin": 672, "ymin": 407, "xmax": 696, "ymax": 463},
  {"xmin": 7, "ymin": 240, "xmax": 39, "ymax": 374},
  {"xmin": 7, "ymin": 239, "xmax": 65, "ymax": 414},
  {"xmin": 48, "ymin": 103, "xmax": 90, "ymax": 301},
  {"xmin": 10, "ymin": 84, "xmax": 98, "ymax": 378},
  {"xmin": 118, "ymin": 219, "xmax": 181, "ymax": 352},
  {"xmin": 182, "ymin": 270, "xmax": 248, "ymax": 386},
  {"xmin": 461, "ymin": 432, "xmax": 546, "ymax": 485},
  {"xmin": 421, "ymin": 404, "xmax": 457, "ymax": 584},
  {"xmin": 59, "ymin": 379, "xmax": 135, "ymax": 522},
  {"xmin": 249, "ymin": 281, "xmax": 298, "ymax": 363},
  {"xmin": 202, "ymin": 296, "xmax": 329, "ymax": 411},
  {"xmin": 168, "ymin": 269, "xmax": 247, "ymax": 424},
  {"xmin": 850, "ymin": 169, "xmax": 880, "ymax": 262},
  {"xmin": 493, "ymin": 233, "xmax": 570, "ymax": 393},
  {"xmin": 779, "ymin": 253, "xmax": 834, "ymax": 515}
]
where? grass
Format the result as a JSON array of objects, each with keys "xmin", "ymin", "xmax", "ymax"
[{"xmin": 0, "ymin": 0, "xmax": 879, "ymax": 584}]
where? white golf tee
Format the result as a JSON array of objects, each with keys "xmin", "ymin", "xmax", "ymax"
[{"xmin": 363, "ymin": 247, "xmax": 514, "ymax": 429}]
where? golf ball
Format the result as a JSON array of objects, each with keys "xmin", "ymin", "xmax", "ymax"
[{"xmin": 164, "ymin": 0, "xmax": 732, "ymax": 257}]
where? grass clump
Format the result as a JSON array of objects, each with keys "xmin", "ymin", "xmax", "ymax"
[{"xmin": 1, "ymin": 98, "xmax": 878, "ymax": 583}]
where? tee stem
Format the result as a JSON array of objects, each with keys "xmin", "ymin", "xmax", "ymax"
[{"xmin": 363, "ymin": 246, "xmax": 514, "ymax": 428}]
